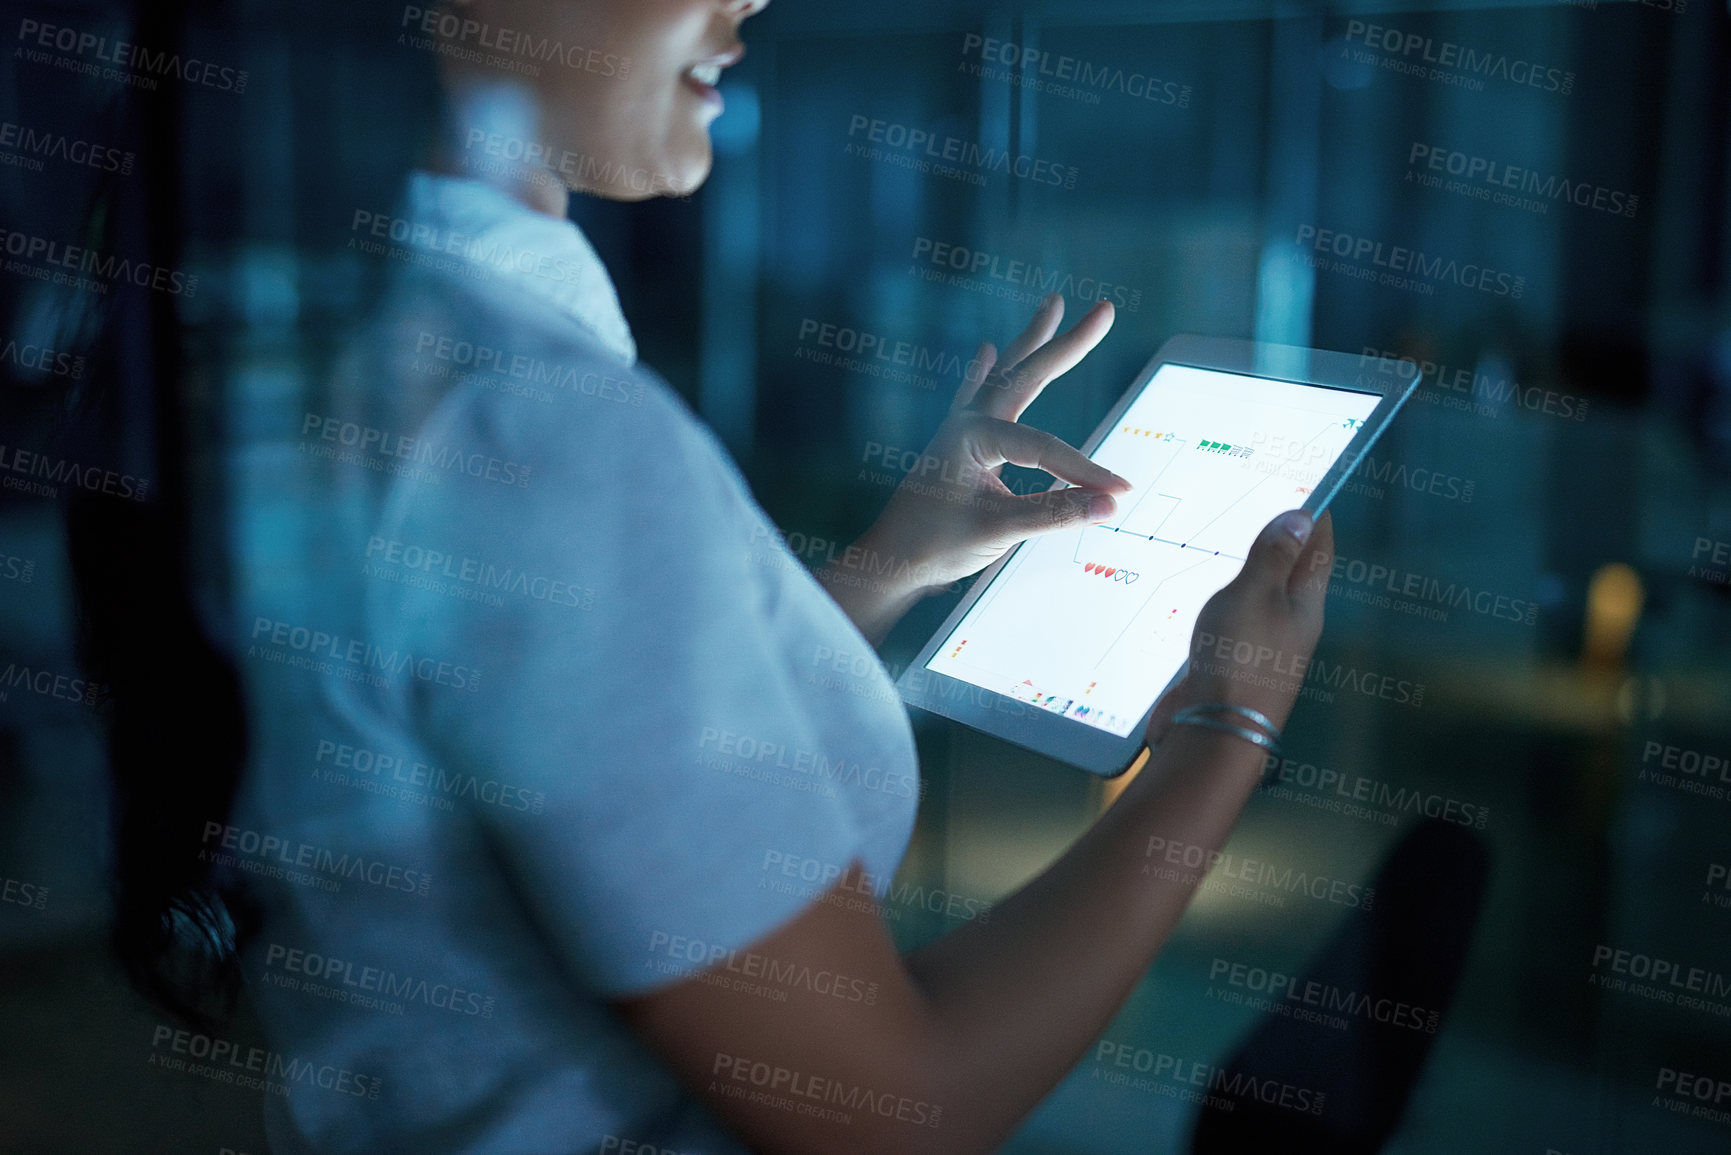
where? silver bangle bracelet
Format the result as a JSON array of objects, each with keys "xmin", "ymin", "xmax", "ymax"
[
  {"xmin": 1170, "ymin": 704, "xmax": 1282, "ymax": 757},
  {"xmin": 1174, "ymin": 702, "xmax": 1279, "ymax": 736},
  {"xmin": 1169, "ymin": 714, "xmax": 1281, "ymax": 753}
]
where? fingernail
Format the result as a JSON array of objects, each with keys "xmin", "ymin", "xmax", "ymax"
[
  {"xmin": 1109, "ymin": 470, "xmax": 1133, "ymax": 491},
  {"xmin": 1088, "ymin": 492, "xmax": 1117, "ymax": 521},
  {"xmin": 1277, "ymin": 510, "xmax": 1313, "ymax": 545}
]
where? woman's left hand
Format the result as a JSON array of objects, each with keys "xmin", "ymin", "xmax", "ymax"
[{"xmin": 818, "ymin": 294, "xmax": 1131, "ymax": 643}]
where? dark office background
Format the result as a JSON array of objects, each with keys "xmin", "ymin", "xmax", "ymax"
[{"xmin": 3, "ymin": 0, "xmax": 1730, "ymax": 1151}]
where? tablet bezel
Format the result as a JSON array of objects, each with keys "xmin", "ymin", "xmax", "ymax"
[{"xmin": 894, "ymin": 334, "xmax": 1421, "ymax": 778}]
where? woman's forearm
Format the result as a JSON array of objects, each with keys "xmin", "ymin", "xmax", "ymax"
[
  {"xmin": 814, "ymin": 525, "xmax": 931, "ymax": 646},
  {"xmin": 619, "ymin": 513, "xmax": 1329, "ymax": 1155},
  {"xmin": 898, "ymin": 725, "xmax": 1266, "ymax": 1154}
]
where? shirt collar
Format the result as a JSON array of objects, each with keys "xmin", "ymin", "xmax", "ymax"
[{"xmin": 399, "ymin": 170, "xmax": 638, "ymax": 367}]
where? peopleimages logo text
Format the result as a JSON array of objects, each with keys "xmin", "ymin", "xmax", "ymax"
[
  {"xmin": 16, "ymin": 19, "xmax": 249, "ymax": 92},
  {"xmin": 399, "ymin": 6, "xmax": 630, "ymax": 77},
  {"xmin": 200, "ymin": 821, "xmax": 432, "ymax": 897},
  {"xmin": 0, "ymin": 119, "xmax": 133, "ymax": 174},
  {"xmin": 263, "ymin": 943, "xmax": 495, "ymax": 1018},
  {"xmin": 0, "ymin": 337, "xmax": 84, "ymax": 380},
  {"xmin": 1261, "ymin": 754, "xmax": 1491, "ymax": 829},
  {"xmin": 1320, "ymin": 553, "xmax": 1539, "ymax": 626},
  {"xmin": 958, "ymin": 34, "xmax": 1191, "ymax": 107},
  {"xmin": 1297, "ymin": 225, "xmax": 1523, "ymax": 298},
  {"xmin": 0, "ymin": 226, "xmax": 197, "ymax": 297},
  {"xmin": 301, "ymin": 412, "xmax": 532, "ymax": 488},
  {"xmin": 150, "ymin": 1025, "xmax": 380, "ymax": 1098},
  {"xmin": 414, "ymin": 330, "xmax": 643, "ymax": 406},
  {"xmin": 248, "ymin": 616, "xmax": 482, "ymax": 693},
  {"xmin": 845, "ymin": 115, "xmax": 1079, "ymax": 189},
  {"xmin": 1343, "ymin": 20, "xmax": 1573, "ymax": 95},
  {"xmin": 910, "ymin": 237, "xmax": 1142, "ymax": 312},
  {"xmin": 1209, "ymin": 958, "xmax": 1441, "ymax": 1033},
  {"xmin": 0, "ymin": 443, "xmax": 146, "ymax": 500},
  {"xmin": 1358, "ymin": 347, "xmax": 1588, "ymax": 422},
  {"xmin": 1408, "ymin": 143, "xmax": 1637, "ymax": 218}
]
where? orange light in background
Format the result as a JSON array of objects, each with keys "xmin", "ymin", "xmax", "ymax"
[
  {"xmin": 1101, "ymin": 746, "xmax": 1151, "ymax": 809},
  {"xmin": 1582, "ymin": 562, "xmax": 1645, "ymax": 671}
]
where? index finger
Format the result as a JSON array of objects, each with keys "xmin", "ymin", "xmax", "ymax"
[
  {"xmin": 997, "ymin": 293, "xmax": 1065, "ymax": 369},
  {"xmin": 972, "ymin": 300, "xmax": 1115, "ymax": 422},
  {"xmin": 973, "ymin": 419, "xmax": 1132, "ymax": 493}
]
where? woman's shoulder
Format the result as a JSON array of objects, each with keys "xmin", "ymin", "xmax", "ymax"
[
  {"xmin": 353, "ymin": 275, "xmax": 757, "ymax": 549},
  {"xmin": 358, "ymin": 269, "xmax": 711, "ymax": 465}
]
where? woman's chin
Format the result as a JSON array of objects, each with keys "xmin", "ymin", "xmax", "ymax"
[
  {"xmin": 567, "ymin": 133, "xmax": 712, "ymax": 201},
  {"xmin": 654, "ymin": 145, "xmax": 712, "ymax": 199}
]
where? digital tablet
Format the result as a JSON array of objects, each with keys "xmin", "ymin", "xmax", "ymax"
[{"xmin": 896, "ymin": 335, "xmax": 1420, "ymax": 777}]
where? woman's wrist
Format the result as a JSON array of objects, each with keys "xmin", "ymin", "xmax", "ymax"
[
  {"xmin": 1180, "ymin": 671, "xmax": 1302, "ymax": 738},
  {"xmin": 1128, "ymin": 717, "xmax": 1270, "ymax": 803},
  {"xmin": 815, "ymin": 523, "xmax": 936, "ymax": 644},
  {"xmin": 1167, "ymin": 704, "xmax": 1282, "ymax": 756}
]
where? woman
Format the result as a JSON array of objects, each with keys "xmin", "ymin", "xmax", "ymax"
[{"xmin": 225, "ymin": 1, "xmax": 1336, "ymax": 1152}]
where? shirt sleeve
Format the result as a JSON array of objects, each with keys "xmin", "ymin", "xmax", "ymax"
[{"xmin": 370, "ymin": 372, "xmax": 881, "ymax": 998}]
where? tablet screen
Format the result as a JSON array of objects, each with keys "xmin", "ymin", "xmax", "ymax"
[{"xmin": 922, "ymin": 364, "xmax": 1381, "ymax": 737}]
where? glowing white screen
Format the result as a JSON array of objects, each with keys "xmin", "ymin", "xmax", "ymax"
[{"xmin": 924, "ymin": 365, "xmax": 1380, "ymax": 737}]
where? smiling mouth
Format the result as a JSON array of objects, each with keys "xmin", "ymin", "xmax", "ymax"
[{"xmin": 681, "ymin": 45, "xmax": 743, "ymax": 93}]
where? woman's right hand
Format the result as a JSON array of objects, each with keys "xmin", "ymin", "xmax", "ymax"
[
  {"xmin": 1145, "ymin": 508, "xmax": 1335, "ymax": 746},
  {"xmin": 616, "ymin": 516, "xmax": 1337, "ymax": 1155}
]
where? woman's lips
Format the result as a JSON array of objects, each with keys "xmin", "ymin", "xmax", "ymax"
[
  {"xmin": 680, "ymin": 48, "xmax": 741, "ymax": 114},
  {"xmin": 681, "ymin": 66, "xmax": 724, "ymax": 113}
]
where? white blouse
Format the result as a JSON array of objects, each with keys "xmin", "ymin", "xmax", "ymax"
[{"xmin": 230, "ymin": 171, "xmax": 919, "ymax": 1154}]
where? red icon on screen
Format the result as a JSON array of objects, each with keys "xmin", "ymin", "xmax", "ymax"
[{"xmin": 1082, "ymin": 562, "xmax": 1139, "ymax": 583}]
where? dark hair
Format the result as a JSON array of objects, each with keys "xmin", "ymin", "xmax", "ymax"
[
  {"xmin": 47, "ymin": 1, "xmax": 442, "ymax": 1027},
  {"xmin": 40, "ymin": 2, "xmax": 252, "ymax": 1030},
  {"xmin": 68, "ymin": 497, "xmax": 253, "ymax": 1027}
]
